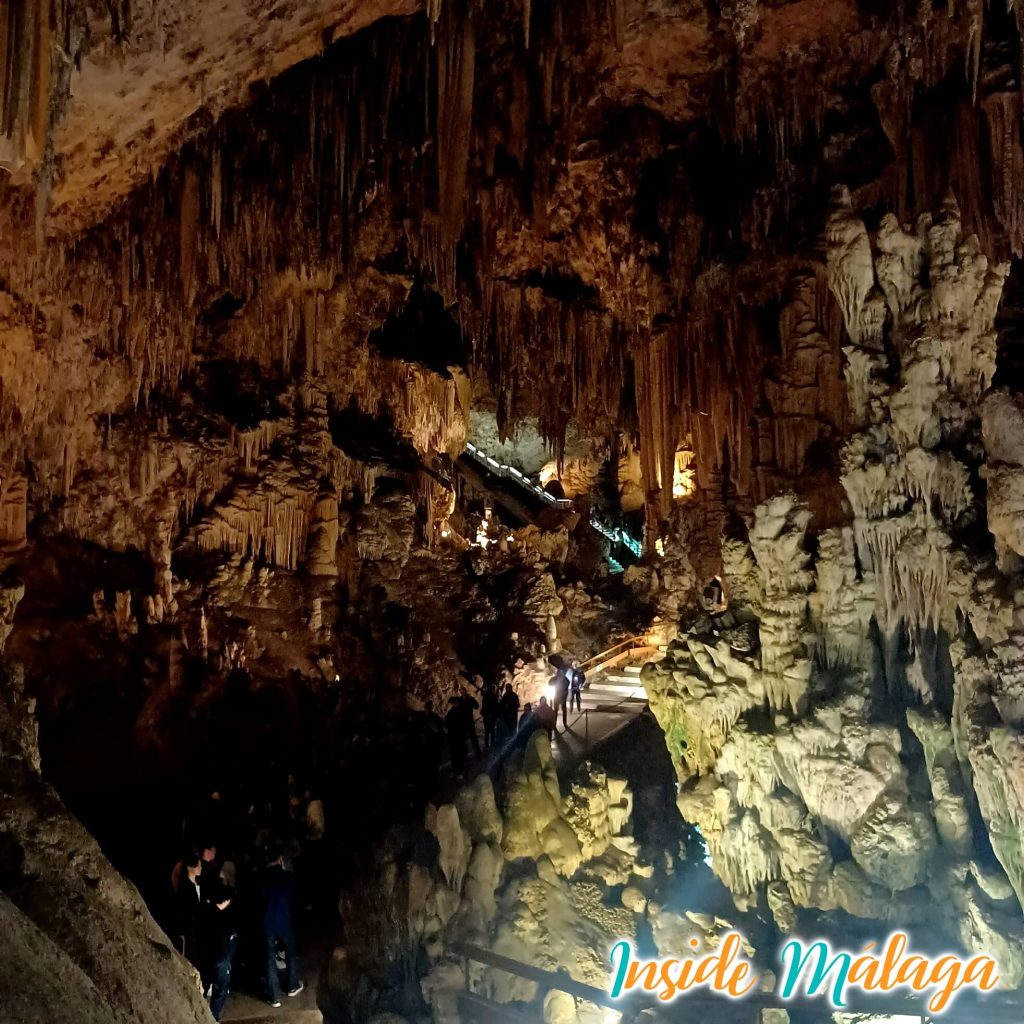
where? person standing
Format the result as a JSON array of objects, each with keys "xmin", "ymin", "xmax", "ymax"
[
  {"xmin": 569, "ymin": 660, "xmax": 585, "ymax": 714},
  {"xmin": 517, "ymin": 702, "xmax": 537, "ymax": 747},
  {"xmin": 175, "ymin": 851, "xmax": 204, "ymax": 967},
  {"xmin": 481, "ymin": 679, "xmax": 499, "ymax": 751},
  {"xmin": 535, "ymin": 696, "xmax": 557, "ymax": 740},
  {"xmin": 260, "ymin": 845, "xmax": 303, "ymax": 1007},
  {"xmin": 550, "ymin": 667, "xmax": 570, "ymax": 731},
  {"xmin": 446, "ymin": 687, "xmax": 480, "ymax": 778},
  {"xmin": 497, "ymin": 683, "xmax": 520, "ymax": 744},
  {"xmin": 201, "ymin": 881, "xmax": 239, "ymax": 1021}
]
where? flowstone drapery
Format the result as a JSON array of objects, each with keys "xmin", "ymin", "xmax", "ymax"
[{"xmin": 644, "ymin": 197, "xmax": 1024, "ymax": 983}]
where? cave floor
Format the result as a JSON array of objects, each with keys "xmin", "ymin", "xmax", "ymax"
[{"xmin": 221, "ymin": 991, "xmax": 322, "ymax": 1024}]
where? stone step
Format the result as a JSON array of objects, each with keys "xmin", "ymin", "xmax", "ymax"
[
  {"xmin": 599, "ymin": 675, "xmax": 648, "ymax": 688},
  {"xmin": 581, "ymin": 684, "xmax": 647, "ymax": 702}
]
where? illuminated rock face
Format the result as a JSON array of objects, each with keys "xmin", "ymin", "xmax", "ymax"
[
  {"xmin": 346, "ymin": 736, "xmax": 691, "ymax": 1024},
  {"xmin": 646, "ymin": 201, "xmax": 1024, "ymax": 984}
]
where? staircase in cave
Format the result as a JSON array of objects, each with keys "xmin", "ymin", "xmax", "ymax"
[
  {"xmin": 578, "ymin": 662, "xmax": 649, "ymax": 709},
  {"xmin": 457, "ymin": 442, "xmax": 642, "ymax": 570},
  {"xmin": 550, "ymin": 643, "xmax": 664, "ymax": 772}
]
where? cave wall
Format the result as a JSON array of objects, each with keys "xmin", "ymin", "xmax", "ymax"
[{"xmin": 643, "ymin": 197, "xmax": 1024, "ymax": 984}]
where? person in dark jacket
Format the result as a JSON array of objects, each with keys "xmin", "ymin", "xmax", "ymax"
[
  {"xmin": 480, "ymin": 680, "xmax": 499, "ymax": 751},
  {"xmin": 260, "ymin": 846, "xmax": 303, "ymax": 1006},
  {"xmin": 497, "ymin": 684, "xmax": 520, "ymax": 744},
  {"xmin": 201, "ymin": 881, "xmax": 239, "ymax": 1021},
  {"xmin": 175, "ymin": 851, "xmax": 204, "ymax": 966},
  {"xmin": 550, "ymin": 668, "xmax": 570, "ymax": 730},
  {"xmin": 445, "ymin": 687, "xmax": 479, "ymax": 778},
  {"xmin": 535, "ymin": 695, "xmax": 557, "ymax": 740},
  {"xmin": 517, "ymin": 702, "xmax": 537, "ymax": 746},
  {"xmin": 568, "ymin": 660, "xmax": 585, "ymax": 714}
]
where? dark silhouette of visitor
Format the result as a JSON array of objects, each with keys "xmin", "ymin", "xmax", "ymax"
[
  {"xmin": 481, "ymin": 679, "xmax": 499, "ymax": 750},
  {"xmin": 201, "ymin": 880, "xmax": 238, "ymax": 1021},
  {"xmin": 260, "ymin": 844, "xmax": 303, "ymax": 1006},
  {"xmin": 569, "ymin": 659, "xmax": 585, "ymax": 713},
  {"xmin": 445, "ymin": 686, "xmax": 479, "ymax": 778},
  {"xmin": 517, "ymin": 701, "xmax": 537, "ymax": 746},
  {"xmin": 498, "ymin": 683, "xmax": 520, "ymax": 743},
  {"xmin": 175, "ymin": 851, "xmax": 204, "ymax": 966},
  {"xmin": 550, "ymin": 667, "xmax": 570, "ymax": 730},
  {"xmin": 536, "ymin": 696, "xmax": 557, "ymax": 740}
]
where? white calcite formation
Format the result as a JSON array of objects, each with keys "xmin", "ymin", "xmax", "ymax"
[
  {"xmin": 645, "ymin": 196, "xmax": 1024, "ymax": 985},
  {"xmin": 385, "ymin": 735, "xmax": 736, "ymax": 1024}
]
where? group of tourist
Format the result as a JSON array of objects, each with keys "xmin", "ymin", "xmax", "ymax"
[
  {"xmin": 440, "ymin": 660, "xmax": 587, "ymax": 779},
  {"xmin": 170, "ymin": 780, "xmax": 325, "ymax": 1017}
]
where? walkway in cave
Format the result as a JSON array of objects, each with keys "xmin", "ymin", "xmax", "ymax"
[
  {"xmin": 222, "ymin": 991, "xmax": 323, "ymax": 1024},
  {"xmin": 457, "ymin": 442, "xmax": 642, "ymax": 570},
  {"xmin": 550, "ymin": 660, "xmax": 651, "ymax": 774}
]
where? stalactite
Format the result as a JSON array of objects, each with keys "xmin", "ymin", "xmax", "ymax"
[
  {"xmin": 436, "ymin": 2, "xmax": 476, "ymax": 245},
  {"xmin": 982, "ymin": 90, "xmax": 1024, "ymax": 255},
  {"xmin": 0, "ymin": 0, "xmax": 52, "ymax": 168},
  {"xmin": 179, "ymin": 162, "xmax": 200, "ymax": 306}
]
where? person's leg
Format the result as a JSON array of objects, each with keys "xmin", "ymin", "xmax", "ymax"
[
  {"xmin": 562, "ymin": 699, "xmax": 568, "ymax": 729},
  {"xmin": 282, "ymin": 924, "xmax": 302, "ymax": 994},
  {"xmin": 209, "ymin": 938, "xmax": 237, "ymax": 1020},
  {"xmin": 265, "ymin": 931, "xmax": 282, "ymax": 1004},
  {"xmin": 469, "ymin": 724, "xmax": 481, "ymax": 758}
]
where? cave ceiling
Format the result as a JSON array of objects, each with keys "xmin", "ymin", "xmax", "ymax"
[{"xmin": 1, "ymin": 0, "xmax": 1023, "ymax": 534}]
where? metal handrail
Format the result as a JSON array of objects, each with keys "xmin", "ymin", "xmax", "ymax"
[{"xmin": 451, "ymin": 941, "xmax": 1021, "ymax": 1023}]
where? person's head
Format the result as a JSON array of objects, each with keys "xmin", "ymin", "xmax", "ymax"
[
  {"xmin": 504, "ymin": 683, "xmax": 513, "ymax": 694},
  {"xmin": 200, "ymin": 844, "xmax": 217, "ymax": 864},
  {"xmin": 572, "ymin": 660, "xmax": 580, "ymax": 670},
  {"xmin": 538, "ymin": 696, "xmax": 548, "ymax": 707},
  {"xmin": 185, "ymin": 852, "xmax": 202, "ymax": 882},
  {"xmin": 524, "ymin": 702, "xmax": 532, "ymax": 713}
]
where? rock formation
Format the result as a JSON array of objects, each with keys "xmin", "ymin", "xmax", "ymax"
[
  {"xmin": 7, "ymin": 1, "xmax": 1024, "ymax": 1020},
  {"xmin": 644, "ymin": 198, "xmax": 1024, "ymax": 987},
  {"xmin": 337, "ymin": 734, "xmax": 751, "ymax": 1024}
]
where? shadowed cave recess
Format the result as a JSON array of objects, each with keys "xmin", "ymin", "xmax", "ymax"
[{"xmin": 6, "ymin": 1, "xmax": 1024, "ymax": 1023}]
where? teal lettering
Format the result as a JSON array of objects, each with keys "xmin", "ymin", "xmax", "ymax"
[
  {"xmin": 779, "ymin": 940, "xmax": 853, "ymax": 1008},
  {"xmin": 609, "ymin": 940, "xmax": 633, "ymax": 999}
]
